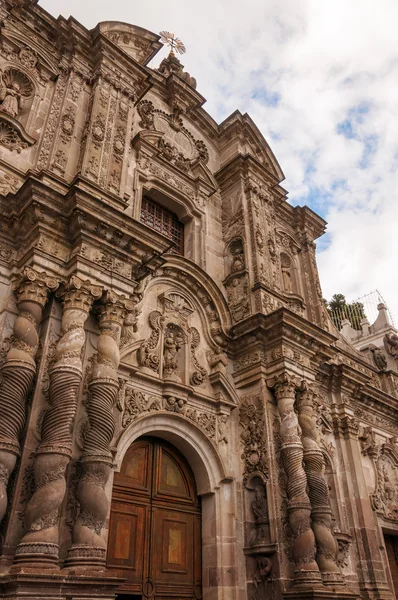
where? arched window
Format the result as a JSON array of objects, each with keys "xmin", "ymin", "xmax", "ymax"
[{"xmin": 140, "ymin": 196, "xmax": 184, "ymax": 254}]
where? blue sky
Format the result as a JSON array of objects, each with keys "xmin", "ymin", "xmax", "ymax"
[{"xmin": 40, "ymin": 0, "xmax": 398, "ymax": 323}]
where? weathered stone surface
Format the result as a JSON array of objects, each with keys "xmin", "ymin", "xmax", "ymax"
[{"xmin": 0, "ymin": 3, "xmax": 395, "ymax": 600}]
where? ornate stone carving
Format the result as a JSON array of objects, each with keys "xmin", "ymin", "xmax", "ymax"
[
  {"xmin": 0, "ymin": 170, "xmax": 20, "ymax": 195},
  {"xmin": 384, "ymin": 332, "xmax": 398, "ymax": 359},
  {"xmin": 226, "ymin": 274, "xmax": 250, "ymax": 323},
  {"xmin": 370, "ymin": 345, "xmax": 387, "ymax": 371},
  {"xmin": 120, "ymin": 307, "xmax": 140, "ymax": 348},
  {"xmin": 158, "ymin": 138, "xmax": 191, "ymax": 172},
  {"xmin": 251, "ymin": 485, "xmax": 270, "ymax": 545},
  {"xmin": 296, "ymin": 382, "xmax": 344, "ymax": 586},
  {"xmin": 0, "ymin": 268, "xmax": 57, "ymax": 526},
  {"xmin": 137, "ymin": 99, "xmax": 155, "ymax": 129},
  {"xmin": 0, "ymin": 67, "xmax": 33, "ymax": 119},
  {"xmin": 60, "ymin": 106, "xmax": 76, "ymax": 143},
  {"xmin": 122, "ymin": 388, "xmax": 156, "ymax": 428},
  {"xmin": 138, "ymin": 310, "xmax": 163, "ymax": 372},
  {"xmin": 229, "ymin": 238, "xmax": 245, "ymax": 274},
  {"xmin": 372, "ymin": 443, "xmax": 398, "ymax": 521},
  {"xmin": 15, "ymin": 276, "xmax": 101, "ymax": 565},
  {"xmin": 164, "ymin": 395, "xmax": 186, "ymax": 413},
  {"xmin": 0, "ymin": 116, "xmax": 35, "ymax": 152},
  {"xmin": 240, "ymin": 397, "xmax": 268, "ymax": 484},
  {"xmin": 359, "ymin": 426, "xmax": 378, "ymax": 457},
  {"xmin": 189, "ymin": 327, "xmax": 207, "ymax": 386},
  {"xmin": 163, "ymin": 324, "xmax": 184, "ymax": 381},
  {"xmin": 335, "ymin": 534, "xmax": 351, "ymax": 569},
  {"xmin": 267, "ymin": 373, "xmax": 321, "ymax": 585},
  {"xmin": 37, "ymin": 72, "xmax": 68, "ymax": 170}
]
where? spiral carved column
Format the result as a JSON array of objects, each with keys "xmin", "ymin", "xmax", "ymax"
[
  {"xmin": 0, "ymin": 268, "xmax": 57, "ymax": 526},
  {"xmin": 67, "ymin": 291, "xmax": 131, "ymax": 568},
  {"xmin": 268, "ymin": 372, "xmax": 321, "ymax": 587},
  {"xmin": 296, "ymin": 382, "xmax": 345, "ymax": 586},
  {"xmin": 14, "ymin": 275, "xmax": 102, "ymax": 567}
]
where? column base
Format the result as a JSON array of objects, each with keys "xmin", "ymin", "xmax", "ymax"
[
  {"xmin": 65, "ymin": 544, "xmax": 107, "ymax": 569},
  {"xmin": 12, "ymin": 542, "xmax": 59, "ymax": 567},
  {"xmin": 322, "ymin": 571, "xmax": 347, "ymax": 586},
  {"xmin": 293, "ymin": 568, "xmax": 323, "ymax": 587}
]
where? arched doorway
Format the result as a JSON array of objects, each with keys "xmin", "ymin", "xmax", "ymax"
[{"xmin": 107, "ymin": 436, "xmax": 202, "ymax": 600}]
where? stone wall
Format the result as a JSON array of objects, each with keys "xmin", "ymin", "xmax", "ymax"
[{"xmin": 0, "ymin": 2, "xmax": 397, "ymax": 600}]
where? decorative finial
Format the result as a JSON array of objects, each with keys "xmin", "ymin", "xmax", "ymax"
[{"xmin": 159, "ymin": 31, "xmax": 186, "ymax": 56}]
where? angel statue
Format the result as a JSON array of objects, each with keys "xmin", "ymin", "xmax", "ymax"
[{"xmin": 0, "ymin": 69, "xmax": 32, "ymax": 119}]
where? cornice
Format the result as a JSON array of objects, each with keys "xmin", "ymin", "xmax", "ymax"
[
  {"xmin": 228, "ymin": 308, "xmax": 338, "ymax": 387},
  {"xmin": 215, "ymin": 154, "xmax": 286, "ymax": 193}
]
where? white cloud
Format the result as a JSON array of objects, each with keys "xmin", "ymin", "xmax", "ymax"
[{"xmin": 39, "ymin": 0, "xmax": 398, "ymax": 324}]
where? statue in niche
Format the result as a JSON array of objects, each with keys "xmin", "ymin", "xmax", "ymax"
[
  {"xmin": 0, "ymin": 82, "xmax": 21, "ymax": 118},
  {"xmin": 0, "ymin": 69, "xmax": 33, "ymax": 119},
  {"xmin": 163, "ymin": 325, "xmax": 184, "ymax": 380},
  {"xmin": 280, "ymin": 254, "xmax": 292, "ymax": 293},
  {"xmin": 231, "ymin": 252, "xmax": 244, "ymax": 273},
  {"xmin": 229, "ymin": 238, "xmax": 245, "ymax": 274},
  {"xmin": 251, "ymin": 485, "xmax": 269, "ymax": 545}
]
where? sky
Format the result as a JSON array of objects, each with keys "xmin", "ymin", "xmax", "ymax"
[{"xmin": 39, "ymin": 0, "xmax": 398, "ymax": 324}]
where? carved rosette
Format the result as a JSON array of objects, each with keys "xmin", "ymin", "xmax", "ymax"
[
  {"xmin": 67, "ymin": 292, "xmax": 131, "ymax": 567},
  {"xmin": 15, "ymin": 276, "xmax": 102, "ymax": 565},
  {"xmin": 268, "ymin": 373, "xmax": 321, "ymax": 586},
  {"xmin": 296, "ymin": 382, "xmax": 344, "ymax": 586},
  {"xmin": 0, "ymin": 268, "xmax": 57, "ymax": 525}
]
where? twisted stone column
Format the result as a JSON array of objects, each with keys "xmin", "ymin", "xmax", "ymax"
[
  {"xmin": 268, "ymin": 372, "xmax": 321, "ymax": 587},
  {"xmin": 0, "ymin": 268, "xmax": 57, "ymax": 526},
  {"xmin": 15, "ymin": 275, "xmax": 102, "ymax": 566},
  {"xmin": 296, "ymin": 382, "xmax": 344, "ymax": 586},
  {"xmin": 67, "ymin": 291, "xmax": 131, "ymax": 568}
]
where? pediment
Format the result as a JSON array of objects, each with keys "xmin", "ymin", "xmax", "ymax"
[
  {"xmin": 219, "ymin": 111, "xmax": 284, "ymax": 183},
  {"xmin": 99, "ymin": 22, "xmax": 162, "ymax": 65},
  {"xmin": 1, "ymin": 29, "xmax": 60, "ymax": 81}
]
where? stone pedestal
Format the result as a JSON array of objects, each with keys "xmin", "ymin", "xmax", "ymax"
[
  {"xmin": 284, "ymin": 590, "xmax": 360, "ymax": 600},
  {"xmin": 0, "ymin": 571, "xmax": 124, "ymax": 600}
]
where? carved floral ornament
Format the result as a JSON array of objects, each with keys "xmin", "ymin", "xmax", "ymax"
[
  {"xmin": 239, "ymin": 396, "xmax": 268, "ymax": 484},
  {"xmin": 371, "ymin": 441, "xmax": 398, "ymax": 521},
  {"xmin": 116, "ymin": 382, "xmax": 228, "ymax": 444}
]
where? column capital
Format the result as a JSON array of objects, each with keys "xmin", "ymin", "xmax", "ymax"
[
  {"xmin": 97, "ymin": 291, "xmax": 135, "ymax": 329},
  {"xmin": 267, "ymin": 371, "xmax": 300, "ymax": 399},
  {"xmin": 57, "ymin": 275, "xmax": 102, "ymax": 313},
  {"xmin": 296, "ymin": 380, "xmax": 320, "ymax": 409},
  {"xmin": 12, "ymin": 267, "xmax": 59, "ymax": 308}
]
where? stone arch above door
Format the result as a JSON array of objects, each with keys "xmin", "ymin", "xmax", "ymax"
[{"xmin": 114, "ymin": 412, "xmax": 229, "ymax": 495}]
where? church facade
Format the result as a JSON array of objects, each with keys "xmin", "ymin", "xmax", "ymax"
[{"xmin": 0, "ymin": 2, "xmax": 398, "ymax": 600}]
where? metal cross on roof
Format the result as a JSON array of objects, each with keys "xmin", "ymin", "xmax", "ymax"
[{"xmin": 159, "ymin": 31, "xmax": 186, "ymax": 55}]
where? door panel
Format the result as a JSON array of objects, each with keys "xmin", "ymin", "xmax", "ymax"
[
  {"xmin": 107, "ymin": 501, "xmax": 149, "ymax": 587},
  {"xmin": 108, "ymin": 437, "xmax": 201, "ymax": 600}
]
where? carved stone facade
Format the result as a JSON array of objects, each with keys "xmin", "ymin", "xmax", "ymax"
[{"xmin": 0, "ymin": 4, "xmax": 396, "ymax": 600}]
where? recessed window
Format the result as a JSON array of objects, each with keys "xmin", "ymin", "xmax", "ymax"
[{"xmin": 141, "ymin": 196, "xmax": 184, "ymax": 254}]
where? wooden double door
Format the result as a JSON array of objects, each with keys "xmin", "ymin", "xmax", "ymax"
[{"xmin": 107, "ymin": 437, "xmax": 202, "ymax": 600}]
